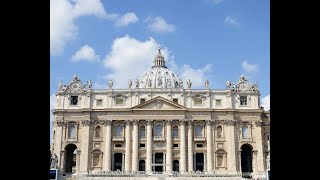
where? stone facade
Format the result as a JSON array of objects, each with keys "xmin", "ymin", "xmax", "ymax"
[{"xmin": 51, "ymin": 49, "xmax": 270, "ymax": 178}]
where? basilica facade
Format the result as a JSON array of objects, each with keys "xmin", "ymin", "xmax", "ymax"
[{"xmin": 51, "ymin": 49, "xmax": 270, "ymax": 178}]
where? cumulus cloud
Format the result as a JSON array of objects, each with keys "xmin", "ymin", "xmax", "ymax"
[
  {"xmin": 261, "ymin": 94, "xmax": 270, "ymax": 111},
  {"xmin": 103, "ymin": 35, "xmax": 164, "ymax": 87},
  {"xmin": 115, "ymin": 12, "xmax": 139, "ymax": 27},
  {"xmin": 50, "ymin": 93, "xmax": 57, "ymax": 144},
  {"xmin": 50, "ymin": 0, "xmax": 110, "ymax": 55},
  {"xmin": 50, "ymin": 0, "xmax": 137, "ymax": 56},
  {"xmin": 103, "ymin": 35, "xmax": 212, "ymax": 89},
  {"xmin": 242, "ymin": 60, "xmax": 259, "ymax": 73},
  {"xmin": 146, "ymin": 16, "xmax": 175, "ymax": 33},
  {"xmin": 71, "ymin": 45, "xmax": 100, "ymax": 62},
  {"xmin": 179, "ymin": 64, "xmax": 212, "ymax": 89},
  {"xmin": 224, "ymin": 16, "xmax": 239, "ymax": 26}
]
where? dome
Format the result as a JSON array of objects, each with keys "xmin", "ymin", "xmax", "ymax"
[{"xmin": 138, "ymin": 49, "xmax": 183, "ymax": 89}]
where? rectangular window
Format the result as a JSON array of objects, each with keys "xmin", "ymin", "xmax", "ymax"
[
  {"xmin": 139, "ymin": 144, "xmax": 145, "ymax": 148},
  {"xmin": 240, "ymin": 96, "xmax": 247, "ymax": 106},
  {"xmin": 196, "ymin": 144, "xmax": 203, "ymax": 147},
  {"xmin": 70, "ymin": 96, "xmax": 78, "ymax": 105},
  {"xmin": 96, "ymin": 99, "xmax": 102, "ymax": 106},
  {"xmin": 115, "ymin": 98, "xmax": 124, "ymax": 105},
  {"xmin": 140, "ymin": 98, "xmax": 145, "ymax": 104},
  {"xmin": 216, "ymin": 99, "xmax": 222, "ymax": 106},
  {"xmin": 115, "ymin": 144, "xmax": 122, "ymax": 147},
  {"xmin": 174, "ymin": 144, "xmax": 178, "ymax": 148},
  {"xmin": 194, "ymin": 98, "xmax": 203, "ymax": 105},
  {"xmin": 173, "ymin": 98, "xmax": 178, "ymax": 104}
]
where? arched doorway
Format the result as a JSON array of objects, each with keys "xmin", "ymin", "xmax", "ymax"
[
  {"xmin": 241, "ymin": 144, "xmax": 253, "ymax": 177},
  {"xmin": 154, "ymin": 153, "xmax": 164, "ymax": 172},
  {"xmin": 173, "ymin": 160, "xmax": 179, "ymax": 172},
  {"xmin": 65, "ymin": 144, "xmax": 77, "ymax": 173},
  {"xmin": 139, "ymin": 160, "xmax": 145, "ymax": 171}
]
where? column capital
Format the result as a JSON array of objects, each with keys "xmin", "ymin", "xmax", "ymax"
[
  {"xmin": 165, "ymin": 119, "xmax": 173, "ymax": 125},
  {"xmin": 103, "ymin": 120, "xmax": 112, "ymax": 126},
  {"xmin": 56, "ymin": 120, "xmax": 65, "ymax": 127},
  {"xmin": 132, "ymin": 119, "xmax": 139, "ymax": 125},
  {"xmin": 179, "ymin": 119, "xmax": 186, "ymax": 125},
  {"xmin": 81, "ymin": 120, "xmax": 92, "ymax": 126},
  {"xmin": 146, "ymin": 119, "xmax": 153, "ymax": 125},
  {"xmin": 205, "ymin": 120, "xmax": 213, "ymax": 125},
  {"xmin": 125, "ymin": 120, "xmax": 132, "ymax": 125},
  {"xmin": 255, "ymin": 120, "xmax": 263, "ymax": 126},
  {"xmin": 225, "ymin": 119, "xmax": 237, "ymax": 126}
]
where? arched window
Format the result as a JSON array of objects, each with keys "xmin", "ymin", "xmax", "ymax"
[
  {"xmin": 173, "ymin": 126, "xmax": 178, "ymax": 138},
  {"xmin": 217, "ymin": 126, "xmax": 222, "ymax": 137},
  {"xmin": 242, "ymin": 125, "xmax": 249, "ymax": 138},
  {"xmin": 68, "ymin": 124, "xmax": 76, "ymax": 138},
  {"xmin": 95, "ymin": 126, "xmax": 101, "ymax": 138},
  {"xmin": 195, "ymin": 125, "xmax": 203, "ymax": 137},
  {"xmin": 156, "ymin": 125, "xmax": 163, "ymax": 136},
  {"xmin": 217, "ymin": 155, "xmax": 223, "ymax": 166},
  {"xmin": 116, "ymin": 126, "xmax": 123, "ymax": 137},
  {"xmin": 140, "ymin": 126, "xmax": 146, "ymax": 138}
]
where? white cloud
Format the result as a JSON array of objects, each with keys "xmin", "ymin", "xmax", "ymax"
[
  {"xmin": 103, "ymin": 35, "xmax": 164, "ymax": 88},
  {"xmin": 71, "ymin": 45, "xmax": 100, "ymax": 62},
  {"xmin": 242, "ymin": 60, "xmax": 259, "ymax": 73},
  {"xmin": 179, "ymin": 64, "xmax": 213, "ymax": 89},
  {"xmin": 50, "ymin": 0, "xmax": 109, "ymax": 55},
  {"xmin": 50, "ymin": 93, "xmax": 57, "ymax": 145},
  {"xmin": 115, "ymin": 12, "xmax": 139, "ymax": 27},
  {"xmin": 103, "ymin": 35, "xmax": 212, "ymax": 89},
  {"xmin": 261, "ymin": 94, "xmax": 270, "ymax": 111},
  {"xmin": 224, "ymin": 16, "xmax": 239, "ymax": 26},
  {"xmin": 211, "ymin": 0, "xmax": 224, "ymax": 5},
  {"xmin": 146, "ymin": 17, "xmax": 175, "ymax": 33}
]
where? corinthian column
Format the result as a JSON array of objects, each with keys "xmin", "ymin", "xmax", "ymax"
[
  {"xmin": 180, "ymin": 119, "xmax": 187, "ymax": 174},
  {"xmin": 132, "ymin": 120, "xmax": 139, "ymax": 173},
  {"xmin": 104, "ymin": 120, "xmax": 112, "ymax": 172},
  {"xmin": 124, "ymin": 120, "xmax": 131, "ymax": 173},
  {"xmin": 206, "ymin": 120, "xmax": 213, "ymax": 173},
  {"xmin": 146, "ymin": 120, "xmax": 153, "ymax": 174},
  {"xmin": 187, "ymin": 119, "xmax": 194, "ymax": 173},
  {"xmin": 79, "ymin": 120, "xmax": 91, "ymax": 173},
  {"xmin": 166, "ymin": 120, "xmax": 173, "ymax": 173}
]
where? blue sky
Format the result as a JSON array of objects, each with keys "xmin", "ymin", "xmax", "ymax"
[{"xmin": 50, "ymin": 0, "xmax": 270, "ymax": 142}]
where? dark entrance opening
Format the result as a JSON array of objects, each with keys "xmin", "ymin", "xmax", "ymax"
[
  {"xmin": 241, "ymin": 144, "xmax": 253, "ymax": 178},
  {"xmin": 173, "ymin": 160, "xmax": 179, "ymax": 172},
  {"xmin": 114, "ymin": 153, "xmax": 122, "ymax": 171},
  {"xmin": 139, "ymin": 160, "xmax": 145, "ymax": 171},
  {"xmin": 154, "ymin": 153, "xmax": 163, "ymax": 172},
  {"xmin": 196, "ymin": 153, "xmax": 204, "ymax": 171},
  {"xmin": 65, "ymin": 144, "xmax": 77, "ymax": 173}
]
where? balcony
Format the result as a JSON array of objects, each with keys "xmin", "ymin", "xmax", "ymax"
[
  {"xmin": 112, "ymin": 136, "xmax": 125, "ymax": 142},
  {"xmin": 194, "ymin": 136, "xmax": 206, "ymax": 142},
  {"xmin": 153, "ymin": 136, "xmax": 165, "ymax": 141},
  {"xmin": 173, "ymin": 136, "xmax": 180, "ymax": 140},
  {"xmin": 139, "ymin": 136, "xmax": 146, "ymax": 141}
]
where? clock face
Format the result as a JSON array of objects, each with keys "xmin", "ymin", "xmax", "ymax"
[{"xmin": 71, "ymin": 83, "xmax": 80, "ymax": 91}]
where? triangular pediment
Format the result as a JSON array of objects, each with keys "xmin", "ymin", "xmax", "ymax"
[{"xmin": 132, "ymin": 96, "xmax": 187, "ymax": 110}]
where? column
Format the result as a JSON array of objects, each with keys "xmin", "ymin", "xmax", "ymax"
[
  {"xmin": 132, "ymin": 120, "xmax": 139, "ymax": 173},
  {"xmin": 166, "ymin": 120, "xmax": 173, "ymax": 173},
  {"xmin": 79, "ymin": 120, "xmax": 91, "ymax": 173},
  {"xmin": 125, "ymin": 120, "xmax": 132, "ymax": 172},
  {"xmin": 146, "ymin": 120, "xmax": 153, "ymax": 173},
  {"xmin": 187, "ymin": 120, "xmax": 194, "ymax": 173},
  {"xmin": 255, "ymin": 121, "xmax": 265, "ymax": 172},
  {"xmin": 179, "ymin": 119, "xmax": 187, "ymax": 173},
  {"xmin": 206, "ymin": 120, "xmax": 213, "ymax": 173},
  {"xmin": 54, "ymin": 121, "xmax": 64, "ymax": 169},
  {"xmin": 227, "ymin": 120, "xmax": 237, "ymax": 173},
  {"xmin": 104, "ymin": 120, "xmax": 112, "ymax": 172},
  {"xmin": 60, "ymin": 150, "xmax": 65, "ymax": 171},
  {"xmin": 238, "ymin": 150, "xmax": 242, "ymax": 172}
]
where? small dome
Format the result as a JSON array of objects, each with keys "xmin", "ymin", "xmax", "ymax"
[{"xmin": 139, "ymin": 49, "xmax": 182, "ymax": 89}]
